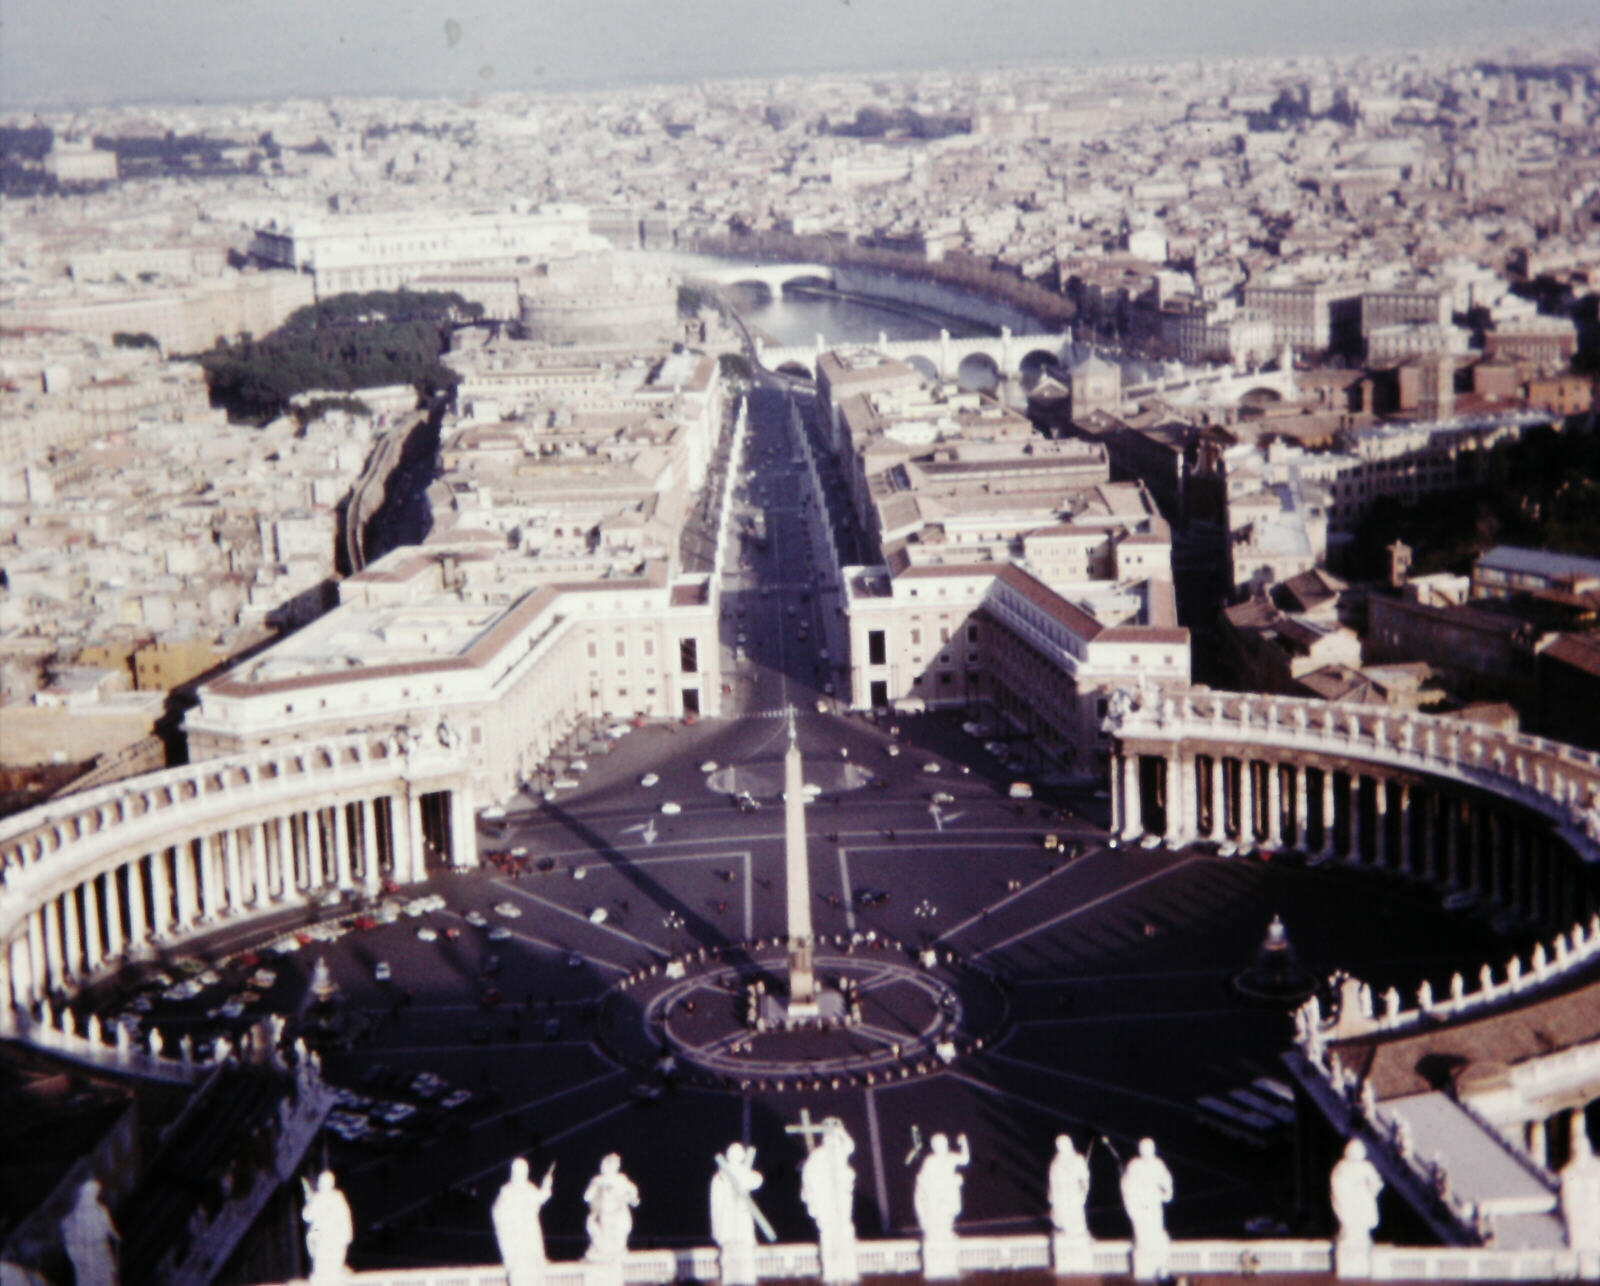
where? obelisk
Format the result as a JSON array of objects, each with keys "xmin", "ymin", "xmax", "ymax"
[{"xmin": 784, "ymin": 707, "xmax": 819, "ymax": 1015}]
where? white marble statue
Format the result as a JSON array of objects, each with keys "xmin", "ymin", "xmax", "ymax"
[
  {"xmin": 493, "ymin": 1158, "xmax": 555, "ymax": 1286},
  {"xmin": 913, "ymin": 1133, "xmax": 971, "ymax": 1241},
  {"xmin": 1561, "ymin": 1127, "xmax": 1600, "ymax": 1258},
  {"xmin": 583, "ymin": 1154, "xmax": 639, "ymax": 1263},
  {"xmin": 1330, "ymin": 1139, "xmax": 1384, "ymax": 1251},
  {"xmin": 1119, "ymin": 1139, "xmax": 1174, "ymax": 1280},
  {"xmin": 301, "ymin": 1170, "xmax": 353, "ymax": 1282},
  {"xmin": 710, "ymin": 1142, "xmax": 766, "ymax": 1251},
  {"xmin": 1049, "ymin": 1136, "xmax": 1091, "ymax": 1239},
  {"xmin": 801, "ymin": 1118, "xmax": 858, "ymax": 1283},
  {"xmin": 60, "ymin": 1177, "xmax": 119, "ymax": 1286}
]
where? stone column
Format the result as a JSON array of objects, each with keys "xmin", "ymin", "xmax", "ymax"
[
  {"xmin": 1398, "ymin": 783, "xmax": 1413, "ymax": 874},
  {"xmin": 150, "ymin": 848, "xmax": 172, "ymax": 939},
  {"xmin": 62, "ymin": 887, "xmax": 82, "ymax": 979},
  {"xmin": 176, "ymin": 840, "xmax": 200, "ymax": 927},
  {"xmin": 251, "ymin": 823, "xmax": 271, "ymax": 906},
  {"xmin": 451, "ymin": 782, "xmax": 478, "ymax": 868},
  {"xmin": 103, "ymin": 867, "xmax": 124, "ymax": 957},
  {"xmin": 309, "ymin": 809, "xmax": 328, "ymax": 891},
  {"xmin": 333, "ymin": 804, "xmax": 353, "ymax": 889},
  {"xmin": 1210, "ymin": 756, "xmax": 1227, "ymax": 841},
  {"xmin": 1373, "ymin": 780, "xmax": 1388, "ymax": 868},
  {"xmin": 275, "ymin": 815, "xmax": 297, "ymax": 902},
  {"xmin": 82, "ymin": 882, "xmax": 105, "ymax": 972},
  {"xmin": 1346, "ymin": 775, "xmax": 1364, "ymax": 865},
  {"xmin": 361, "ymin": 800, "xmax": 381, "ymax": 896},
  {"xmin": 1293, "ymin": 764, "xmax": 1308, "ymax": 849},
  {"xmin": 1239, "ymin": 757, "xmax": 1255, "ymax": 843},
  {"xmin": 42, "ymin": 897, "xmax": 64, "ymax": 991},
  {"xmin": 1267, "ymin": 761, "xmax": 1283, "ymax": 848},
  {"xmin": 1320, "ymin": 770, "xmax": 1337, "ymax": 858},
  {"xmin": 12, "ymin": 931, "xmax": 37, "ymax": 1009},
  {"xmin": 384, "ymin": 796, "xmax": 408, "ymax": 887},
  {"xmin": 26, "ymin": 909, "xmax": 47, "ymax": 1003},
  {"xmin": 197, "ymin": 837, "xmax": 219, "ymax": 921},
  {"xmin": 222, "ymin": 827, "xmax": 243, "ymax": 912},
  {"xmin": 1121, "ymin": 754, "xmax": 1143, "ymax": 840},
  {"xmin": 1164, "ymin": 755, "xmax": 1185, "ymax": 845},
  {"xmin": 407, "ymin": 791, "xmax": 427, "ymax": 881},
  {"xmin": 125, "ymin": 855, "xmax": 147, "ymax": 947}
]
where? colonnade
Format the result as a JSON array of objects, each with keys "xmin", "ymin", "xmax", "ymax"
[
  {"xmin": 1, "ymin": 732, "xmax": 481, "ymax": 1014},
  {"xmin": 1106, "ymin": 692, "xmax": 1600, "ymax": 935},
  {"xmin": 1112, "ymin": 747, "xmax": 1593, "ymax": 929}
]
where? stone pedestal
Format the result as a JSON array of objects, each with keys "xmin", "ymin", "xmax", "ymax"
[
  {"xmin": 583, "ymin": 1260, "xmax": 625, "ymax": 1286},
  {"xmin": 1130, "ymin": 1234, "xmax": 1170, "ymax": 1282},
  {"xmin": 921, "ymin": 1236, "xmax": 960, "ymax": 1280},
  {"xmin": 1051, "ymin": 1233, "xmax": 1094, "ymax": 1275},
  {"xmin": 720, "ymin": 1243, "xmax": 758, "ymax": 1286},
  {"xmin": 1334, "ymin": 1237, "xmax": 1373, "ymax": 1279}
]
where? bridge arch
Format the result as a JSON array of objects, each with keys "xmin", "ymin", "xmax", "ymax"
[
  {"xmin": 956, "ymin": 351, "xmax": 1001, "ymax": 392},
  {"xmin": 775, "ymin": 360, "xmax": 816, "ymax": 382},
  {"xmin": 1019, "ymin": 348, "xmax": 1065, "ymax": 389}
]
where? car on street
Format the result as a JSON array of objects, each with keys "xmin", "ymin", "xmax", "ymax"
[
  {"xmin": 639, "ymin": 773, "xmax": 660, "ymax": 788},
  {"xmin": 855, "ymin": 889, "xmax": 889, "ymax": 907},
  {"xmin": 464, "ymin": 910, "xmax": 488, "ymax": 927},
  {"xmin": 487, "ymin": 926, "xmax": 511, "ymax": 941},
  {"xmin": 492, "ymin": 902, "xmax": 522, "ymax": 918},
  {"xmin": 699, "ymin": 761, "xmax": 718, "ymax": 773},
  {"xmin": 735, "ymin": 791, "xmax": 760, "ymax": 812},
  {"xmin": 922, "ymin": 761, "xmax": 941, "ymax": 774},
  {"xmin": 415, "ymin": 927, "xmax": 439, "ymax": 942},
  {"xmin": 930, "ymin": 791, "xmax": 955, "ymax": 805},
  {"xmin": 569, "ymin": 759, "xmax": 589, "ymax": 774},
  {"xmin": 886, "ymin": 743, "xmax": 900, "ymax": 757},
  {"xmin": 374, "ymin": 961, "xmax": 391, "ymax": 981},
  {"xmin": 480, "ymin": 805, "xmax": 506, "ymax": 820},
  {"xmin": 660, "ymin": 801, "xmax": 682, "ymax": 815}
]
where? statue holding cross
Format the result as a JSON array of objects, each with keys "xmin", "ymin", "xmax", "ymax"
[{"xmin": 791, "ymin": 1111, "xmax": 858, "ymax": 1284}]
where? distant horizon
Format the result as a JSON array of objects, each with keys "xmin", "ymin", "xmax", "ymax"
[{"xmin": 3, "ymin": 0, "xmax": 1598, "ymax": 115}]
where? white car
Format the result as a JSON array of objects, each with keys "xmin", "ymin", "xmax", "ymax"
[
  {"xmin": 660, "ymin": 801, "xmax": 682, "ymax": 815},
  {"xmin": 699, "ymin": 760, "xmax": 718, "ymax": 773},
  {"xmin": 464, "ymin": 910, "xmax": 488, "ymax": 927},
  {"xmin": 374, "ymin": 961, "xmax": 392, "ymax": 981},
  {"xmin": 639, "ymin": 773, "xmax": 660, "ymax": 788},
  {"xmin": 1139, "ymin": 834, "xmax": 1164, "ymax": 850},
  {"xmin": 492, "ymin": 902, "xmax": 523, "ymax": 919},
  {"xmin": 922, "ymin": 761, "xmax": 942, "ymax": 774},
  {"xmin": 886, "ymin": 744, "xmax": 900, "ymax": 757},
  {"xmin": 487, "ymin": 926, "xmax": 512, "ymax": 941},
  {"xmin": 569, "ymin": 759, "xmax": 589, "ymax": 774},
  {"xmin": 480, "ymin": 805, "xmax": 506, "ymax": 820},
  {"xmin": 588, "ymin": 907, "xmax": 609, "ymax": 924},
  {"xmin": 415, "ymin": 926, "xmax": 439, "ymax": 942}
]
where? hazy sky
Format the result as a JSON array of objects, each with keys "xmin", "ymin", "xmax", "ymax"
[{"xmin": 3, "ymin": 0, "xmax": 1597, "ymax": 109}]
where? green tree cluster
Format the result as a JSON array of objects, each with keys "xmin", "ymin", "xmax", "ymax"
[
  {"xmin": 200, "ymin": 289, "xmax": 481, "ymax": 418},
  {"xmin": 1344, "ymin": 425, "xmax": 1600, "ymax": 577}
]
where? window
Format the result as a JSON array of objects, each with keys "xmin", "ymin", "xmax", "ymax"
[
  {"xmin": 679, "ymin": 638, "xmax": 698, "ymax": 674},
  {"xmin": 471, "ymin": 727, "xmax": 483, "ymax": 745},
  {"xmin": 939, "ymin": 627, "xmax": 950, "ymax": 643},
  {"xmin": 616, "ymin": 640, "xmax": 626, "ymax": 658},
  {"xmin": 967, "ymin": 625, "xmax": 978, "ymax": 643},
  {"xmin": 867, "ymin": 631, "xmax": 886, "ymax": 666},
  {"xmin": 644, "ymin": 639, "xmax": 654, "ymax": 657},
  {"xmin": 587, "ymin": 641, "xmax": 598, "ymax": 660},
  {"xmin": 910, "ymin": 628, "xmax": 921, "ymax": 646},
  {"xmin": 869, "ymin": 680, "xmax": 889, "ymax": 707}
]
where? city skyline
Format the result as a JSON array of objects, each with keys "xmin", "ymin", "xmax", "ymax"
[{"xmin": 4, "ymin": 0, "xmax": 1599, "ymax": 109}]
